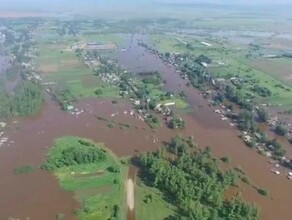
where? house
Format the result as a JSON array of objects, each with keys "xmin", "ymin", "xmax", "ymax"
[
  {"xmin": 66, "ymin": 105, "xmax": 74, "ymax": 111},
  {"xmin": 254, "ymin": 132, "xmax": 262, "ymax": 140}
]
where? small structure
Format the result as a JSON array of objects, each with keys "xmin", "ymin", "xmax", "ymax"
[
  {"xmin": 66, "ymin": 105, "xmax": 74, "ymax": 111},
  {"xmin": 254, "ymin": 132, "xmax": 262, "ymax": 140},
  {"xmin": 200, "ymin": 41, "xmax": 212, "ymax": 47}
]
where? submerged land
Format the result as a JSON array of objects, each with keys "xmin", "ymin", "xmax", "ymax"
[{"xmin": 0, "ymin": 2, "xmax": 292, "ymax": 220}]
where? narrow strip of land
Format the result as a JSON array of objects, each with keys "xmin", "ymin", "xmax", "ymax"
[{"xmin": 127, "ymin": 179, "xmax": 135, "ymax": 210}]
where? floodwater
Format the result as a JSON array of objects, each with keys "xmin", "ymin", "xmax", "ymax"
[
  {"xmin": 0, "ymin": 97, "xmax": 176, "ymax": 219},
  {"xmin": 0, "ymin": 34, "xmax": 291, "ymax": 220},
  {"xmin": 117, "ymin": 34, "xmax": 292, "ymax": 220}
]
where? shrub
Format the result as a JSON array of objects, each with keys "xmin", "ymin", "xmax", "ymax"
[
  {"xmin": 258, "ymin": 188, "xmax": 268, "ymax": 196},
  {"xmin": 221, "ymin": 156, "xmax": 231, "ymax": 163},
  {"xmin": 95, "ymin": 89, "xmax": 103, "ymax": 95},
  {"xmin": 13, "ymin": 165, "xmax": 35, "ymax": 175},
  {"xmin": 108, "ymin": 165, "xmax": 120, "ymax": 173},
  {"xmin": 275, "ymin": 125, "xmax": 287, "ymax": 136},
  {"xmin": 55, "ymin": 213, "xmax": 64, "ymax": 220}
]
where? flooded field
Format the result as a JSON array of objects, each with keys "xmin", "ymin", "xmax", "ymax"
[
  {"xmin": 0, "ymin": 34, "xmax": 292, "ymax": 220},
  {"xmin": 117, "ymin": 35, "xmax": 292, "ymax": 220}
]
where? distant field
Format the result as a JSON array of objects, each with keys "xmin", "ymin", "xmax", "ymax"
[
  {"xmin": 151, "ymin": 33, "xmax": 292, "ymax": 107},
  {"xmin": 36, "ymin": 34, "xmax": 120, "ymax": 99},
  {"xmin": 248, "ymin": 58, "xmax": 292, "ymax": 86}
]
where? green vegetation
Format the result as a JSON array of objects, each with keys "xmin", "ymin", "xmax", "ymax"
[
  {"xmin": 0, "ymin": 80, "xmax": 44, "ymax": 118},
  {"xmin": 257, "ymin": 188, "xmax": 268, "ymax": 197},
  {"xmin": 138, "ymin": 141, "xmax": 259, "ymax": 220},
  {"xmin": 136, "ymin": 179, "xmax": 177, "ymax": 220},
  {"xmin": 13, "ymin": 165, "xmax": 35, "ymax": 175},
  {"xmin": 42, "ymin": 137, "xmax": 127, "ymax": 220},
  {"xmin": 221, "ymin": 156, "xmax": 231, "ymax": 163},
  {"xmin": 275, "ymin": 124, "xmax": 287, "ymax": 136},
  {"xmin": 42, "ymin": 138, "xmax": 106, "ymax": 170},
  {"xmin": 168, "ymin": 116, "xmax": 186, "ymax": 129}
]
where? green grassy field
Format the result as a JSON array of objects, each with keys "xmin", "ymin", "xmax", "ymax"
[
  {"xmin": 36, "ymin": 34, "xmax": 120, "ymax": 99},
  {"xmin": 46, "ymin": 137, "xmax": 127, "ymax": 220},
  {"xmin": 247, "ymin": 58, "xmax": 292, "ymax": 86},
  {"xmin": 81, "ymin": 33, "xmax": 124, "ymax": 45},
  {"xmin": 150, "ymin": 34, "xmax": 292, "ymax": 107},
  {"xmin": 136, "ymin": 178, "xmax": 177, "ymax": 220}
]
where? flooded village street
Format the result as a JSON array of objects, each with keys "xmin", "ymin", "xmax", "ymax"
[
  {"xmin": 0, "ymin": 34, "xmax": 291, "ymax": 220},
  {"xmin": 118, "ymin": 35, "xmax": 292, "ymax": 220}
]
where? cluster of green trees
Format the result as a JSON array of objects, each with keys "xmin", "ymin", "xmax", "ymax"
[
  {"xmin": 141, "ymin": 71, "xmax": 163, "ymax": 86},
  {"xmin": 256, "ymin": 107, "xmax": 269, "ymax": 123},
  {"xmin": 238, "ymin": 110, "xmax": 257, "ymax": 132},
  {"xmin": 195, "ymin": 54, "xmax": 212, "ymax": 64},
  {"xmin": 138, "ymin": 138, "xmax": 259, "ymax": 220},
  {"xmin": 42, "ymin": 139, "xmax": 106, "ymax": 170},
  {"xmin": 251, "ymin": 85, "xmax": 272, "ymax": 97},
  {"xmin": 57, "ymin": 21, "xmax": 79, "ymax": 36},
  {"xmin": 275, "ymin": 124, "xmax": 287, "ymax": 136},
  {"xmin": 54, "ymin": 88, "xmax": 76, "ymax": 109},
  {"xmin": 168, "ymin": 116, "xmax": 186, "ymax": 129},
  {"xmin": 0, "ymin": 80, "xmax": 44, "ymax": 118}
]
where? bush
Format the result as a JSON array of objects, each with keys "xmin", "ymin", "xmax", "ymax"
[
  {"xmin": 108, "ymin": 123, "xmax": 115, "ymax": 128},
  {"xmin": 108, "ymin": 165, "xmax": 120, "ymax": 173},
  {"xmin": 95, "ymin": 89, "xmax": 103, "ymax": 95},
  {"xmin": 258, "ymin": 188, "xmax": 268, "ymax": 196},
  {"xmin": 120, "ymin": 159, "xmax": 128, "ymax": 165},
  {"xmin": 13, "ymin": 165, "xmax": 35, "ymax": 175},
  {"xmin": 275, "ymin": 125, "xmax": 287, "ymax": 136},
  {"xmin": 221, "ymin": 156, "xmax": 231, "ymax": 163},
  {"xmin": 55, "ymin": 213, "xmax": 64, "ymax": 220}
]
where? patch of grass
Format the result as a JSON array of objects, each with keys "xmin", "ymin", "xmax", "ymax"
[
  {"xmin": 136, "ymin": 178, "xmax": 177, "ymax": 220},
  {"xmin": 44, "ymin": 137, "xmax": 127, "ymax": 220},
  {"xmin": 13, "ymin": 165, "xmax": 35, "ymax": 175}
]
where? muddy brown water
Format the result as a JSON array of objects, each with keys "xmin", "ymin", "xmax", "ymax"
[
  {"xmin": 0, "ymin": 34, "xmax": 291, "ymax": 219},
  {"xmin": 117, "ymin": 34, "xmax": 292, "ymax": 220}
]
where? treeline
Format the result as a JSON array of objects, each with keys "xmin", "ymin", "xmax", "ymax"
[
  {"xmin": 138, "ymin": 136, "xmax": 259, "ymax": 220},
  {"xmin": 0, "ymin": 80, "xmax": 44, "ymax": 118},
  {"xmin": 42, "ymin": 138, "xmax": 106, "ymax": 170}
]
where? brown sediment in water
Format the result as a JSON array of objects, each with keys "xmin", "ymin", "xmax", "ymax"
[
  {"xmin": 0, "ymin": 35, "xmax": 292, "ymax": 220},
  {"xmin": 117, "ymin": 34, "xmax": 292, "ymax": 220},
  {"xmin": 0, "ymin": 97, "xmax": 174, "ymax": 219}
]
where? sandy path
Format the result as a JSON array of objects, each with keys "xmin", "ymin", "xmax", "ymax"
[{"xmin": 127, "ymin": 179, "xmax": 135, "ymax": 210}]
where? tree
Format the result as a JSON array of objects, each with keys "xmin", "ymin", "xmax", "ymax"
[
  {"xmin": 238, "ymin": 110, "xmax": 256, "ymax": 132},
  {"xmin": 95, "ymin": 89, "xmax": 103, "ymax": 95},
  {"xmin": 256, "ymin": 107, "xmax": 268, "ymax": 122},
  {"xmin": 275, "ymin": 124, "xmax": 287, "ymax": 136}
]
